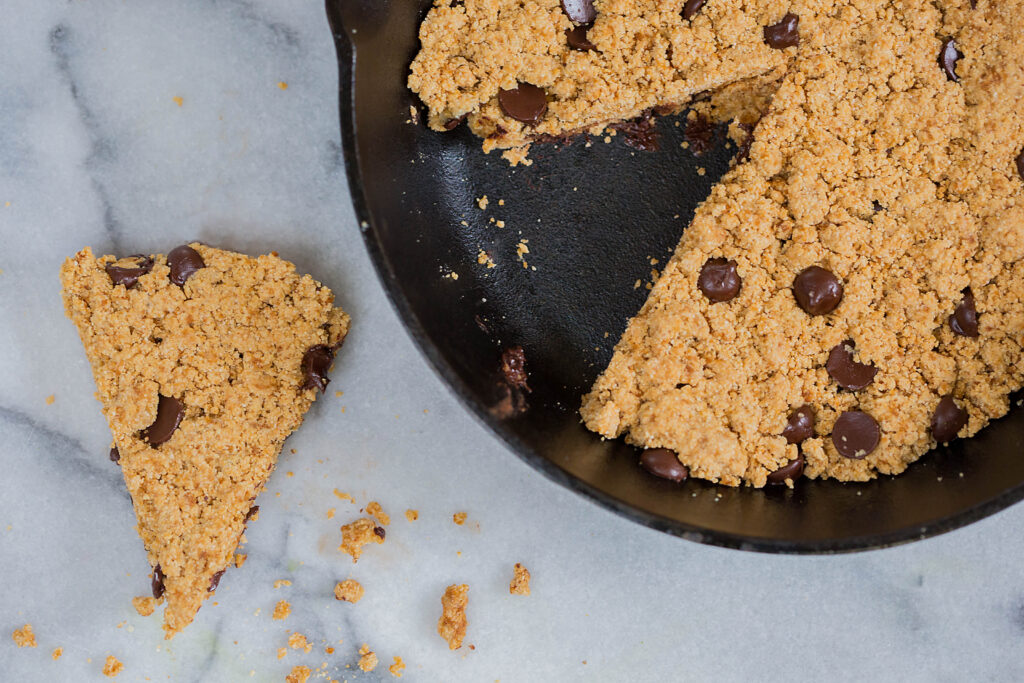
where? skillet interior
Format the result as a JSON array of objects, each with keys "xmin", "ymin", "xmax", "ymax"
[{"xmin": 326, "ymin": 0, "xmax": 1024, "ymax": 552}]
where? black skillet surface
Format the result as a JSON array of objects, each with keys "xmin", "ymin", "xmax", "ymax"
[{"xmin": 326, "ymin": 0, "xmax": 1024, "ymax": 552}]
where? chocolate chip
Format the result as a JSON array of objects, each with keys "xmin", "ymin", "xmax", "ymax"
[
  {"xmin": 782, "ymin": 405, "xmax": 815, "ymax": 444},
  {"xmin": 300, "ymin": 344, "xmax": 336, "ymax": 393},
  {"xmin": 793, "ymin": 266, "xmax": 844, "ymax": 315},
  {"xmin": 832, "ymin": 410, "xmax": 880, "ymax": 459},
  {"xmin": 766, "ymin": 453, "xmax": 805, "ymax": 484},
  {"xmin": 1016, "ymin": 148, "xmax": 1024, "ymax": 181},
  {"xmin": 561, "ymin": 0, "xmax": 595, "ymax": 23},
  {"xmin": 950, "ymin": 288, "xmax": 979, "ymax": 337},
  {"xmin": 501, "ymin": 346, "xmax": 530, "ymax": 391},
  {"xmin": 684, "ymin": 113, "xmax": 715, "ymax": 156},
  {"xmin": 640, "ymin": 448, "xmax": 689, "ymax": 482},
  {"xmin": 208, "ymin": 570, "xmax": 225, "ymax": 592},
  {"xmin": 939, "ymin": 38, "xmax": 962, "ymax": 82},
  {"xmin": 764, "ymin": 13, "xmax": 799, "ymax": 49},
  {"xmin": 735, "ymin": 122, "xmax": 755, "ymax": 163},
  {"xmin": 931, "ymin": 395, "xmax": 968, "ymax": 443},
  {"xmin": 566, "ymin": 24, "xmax": 596, "ymax": 51},
  {"xmin": 167, "ymin": 245, "xmax": 205, "ymax": 286},
  {"xmin": 444, "ymin": 114, "xmax": 467, "ymax": 130},
  {"xmin": 612, "ymin": 111, "xmax": 660, "ymax": 151},
  {"xmin": 244, "ymin": 505, "xmax": 260, "ymax": 523},
  {"xmin": 498, "ymin": 83, "xmax": 547, "ymax": 125},
  {"xmin": 682, "ymin": 0, "xmax": 706, "ymax": 21},
  {"xmin": 152, "ymin": 565, "xmax": 165, "ymax": 599},
  {"xmin": 698, "ymin": 258, "xmax": 741, "ymax": 302},
  {"xmin": 109, "ymin": 446, "xmax": 120, "ymax": 463},
  {"xmin": 826, "ymin": 341, "xmax": 878, "ymax": 391},
  {"xmin": 105, "ymin": 255, "xmax": 154, "ymax": 289},
  {"xmin": 142, "ymin": 395, "xmax": 185, "ymax": 446},
  {"xmin": 373, "ymin": 526, "xmax": 386, "ymax": 540}
]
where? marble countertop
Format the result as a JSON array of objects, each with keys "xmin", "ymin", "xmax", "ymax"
[{"xmin": 2, "ymin": 1, "xmax": 1023, "ymax": 681}]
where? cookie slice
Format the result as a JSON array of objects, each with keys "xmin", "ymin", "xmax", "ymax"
[
  {"xmin": 409, "ymin": 0, "xmax": 797, "ymax": 155},
  {"xmin": 61, "ymin": 245, "xmax": 349, "ymax": 637},
  {"xmin": 582, "ymin": 0, "xmax": 1024, "ymax": 486}
]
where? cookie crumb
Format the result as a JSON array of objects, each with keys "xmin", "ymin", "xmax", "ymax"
[
  {"xmin": 339, "ymin": 518, "xmax": 385, "ymax": 562},
  {"xmin": 288, "ymin": 632, "xmax": 312, "ymax": 653},
  {"xmin": 366, "ymin": 501, "xmax": 390, "ymax": 526},
  {"xmin": 358, "ymin": 644, "xmax": 378, "ymax": 672},
  {"xmin": 171, "ymin": 96, "xmax": 183, "ymax": 107},
  {"xmin": 277, "ymin": 81, "xmax": 288, "ymax": 91},
  {"xmin": 277, "ymin": 648, "xmax": 287, "ymax": 660},
  {"xmin": 405, "ymin": 509, "xmax": 419, "ymax": 521},
  {"xmin": 272, "ymin": 600, "xmax": 291, "ymax": 621},
  {"xmin": 334, "ymin": 579, "xmax": 364, "ymax": 603},
  {"xmin": 333, "ymin": 489, "xmax": 354, "ymax": 503},
  {"xmin": 274, "ymin": 579, "xmax": 292, "ymax": 589},
  {"xmin": 476, "ymin": 195, "xmax": 489, "ymax": 210},
  {"xmin": 132, "ymin": 596, "xmax": 157, "ymax": 616},
  {"xmin": 102, "ymin": 655, "xmax": 123, "ymax": 677},
  {"xmin": 234, "ymin": 553, "xmax": 247, "ymax": 568},
  {"xmin": 452, "ymin": 512, "xmax": 467, "ymax": 526},
  {"xmin": 509, "ymin": 563, "xmax": 531, "ymax": 595},
  {"xmin": 45, "ymin": 394, "xmax": 55, "ymax": 405},
  {"xmin": 477, "ymin": 250, "xmax": 496, "ymax": 268},
  {"xmin": 326, "ymin": 508, "xmax": 336, "ymax": 519},
  {"xmin": 501, "ymin": 146, "xmax": 533, "ymax": 167},
  {"xmin": 52, "ymin": 647, "xmax": 63, "ymax": 660},
  {"xmin": 12, "ymin": 624, "xmax": 36, "ymax": 648},
  {"xmin": 286, "ymin": 665, "xmax": 311, "ymax": 683},
  {"xmin": 437, "ymin": 584, "xmax": 468, "ymax": 650},
  {"xmin": 389, "ymin": 656, "xmax": 406, "ymax": 678}
]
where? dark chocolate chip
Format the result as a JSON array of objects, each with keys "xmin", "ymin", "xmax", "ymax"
[
  {"xmin": 764, "ymin": 13, "xmax": 799, "ymax": 49},
  {"xmin": 684, "ymin": 112, "xmax": 715, "ymax": 156},
  {"xmin": 142, "ymin": 395, "xmax": 185, "ymax": 446},
  {"xmin": 561, "ymin": 0, "xmax": 595, "ymax": 24},
  {"xmin": 208, "ymin": 570, "xmax": 225, "ymax": 592},
  {"xmin": 498, "ymin": 83, "xmax": 548, "ymax": 125},
  {"xmin": 244, "ymin": 505, "xmax": 260, "ymax": 523},
  {"xmin": 167, "ymin": 245, "xmax": 205, "ymax": 286},
  {"xmin": 566, "ymin": 24, "xmax": 596, "ymax": 51},
  {"xmin": 300, "ymin": 345, "xmax": 336, "ymax": 393},
  {"xmin": 1016, "ymin": 148, "xmax": 1024, "ymax": 181},
  {"xmin": 826, "ymin": 341, "xmax": 878, "ymax": 391},
  {"xmin": 105, "ymin": 255, "xmax": 154, "ymax": 289},
  {"xmin": 939, "ymin": 38, "xmax": 962, "ymax": 82},
  {"xmin": 444, "ymin": 114, "xmax": 467, "ymax": 130},
  {"xmin": 735, "ymin": 122, "xmax": 755, "ymax": 163},
  {"xmin": 793, "ymin": 265, "xmax": 844, "ymax": 315},
  {"xmin": 682, "ymin": 0, "xmax": 706, "ymax": 21},
  {"xmin": 766, "ymin": 452, "xmax": 805, "ymax": 484},
  {"xmin": 640, "ymin": 448, "xmax": 689, "ymax": 482},
  {"xmin": 612, "ymin": 110, "xmax": 660, "ymax": 151},
  {"xmin": 109, "ymin": 446, "xmax": 120, "ymax": 463},
  {"xmin": 373, "ymin": 526, "xmax": 386, "ymax": 540},
  {"xmin": 501, "ymin": 346, "xmax": 530, "ymax": 391},
  {"xmin": 152, "ymin": 565, "xmax": 166, "ymax": 599},
  {"xmin": 697, "ymin": 258, "xmax": 741, "ymax": 302},
  {"xmin": 782, "ymin": 405, "xmax": 815, "ymax": 444},
  {"xmin": 832, "ymin": 410, "xmax": 880, "ymax": 459},
  {"xmin": 950, "ymin": 288, "xmax": 979, "ymax": 337},
  {"xmin": 931, "ymin": 395, "xmax": 968, "ymax": 443}
]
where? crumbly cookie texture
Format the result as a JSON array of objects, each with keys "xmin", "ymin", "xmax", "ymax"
[
  {"xmin": 509, "ymin": 563, "xmax": 531, "ymax": 595},
  {"xmin": 339, "ymin": 518, "xmax": 385, "ymax": 562},
  {"xmin": 11, "ymin": 624, "xmax": 36, "ymax": 648},
  {"xmin": 583, "ymin": 0, "xmax": 1024, "ymax": 486},
  {"xmin": 102, "ymin": 655, "xmax": 124, "ymax": 678},
  {"xmin": 61, "ymin": 245, "xmax": 349, "ymax": 636},
  {"xmin": 437, "ymin": 584, "xmax": 469, "ymax": 650},
  {"xmin": 358, "ymin": 644, "xmax": 378, "ymax": 672},
  {"xmin": 334, "ymin": 579, "xmax": 365, "ymax": 603},
  {"xmin": 409, "ymin": 0, "xmax": 792, "ymax": 153}
]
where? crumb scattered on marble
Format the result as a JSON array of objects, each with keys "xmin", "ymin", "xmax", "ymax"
[
  {"xmin": 405, "ymin": 509, "xmax": 419, "ymax": 522},
  {"xmin": 12, "ymin": 624, "xmax": 36, "ymax": 648},
  {"xmin": 278, "ymin": 81, "xmax": 288, "ymax": 90},
  {"xmin": 438, "ymin": 584, "xmax": 468, "ymax": 650},
  {"xmin": 286, "ymin": 665, "xmax": 312, "ymax": 683},
  {"xmin": 288, "ymin": 632, "xmax": 312, "ymax": 653},
  {"xmin": 277, "ymin": 647, "xmax": 287, "ymax": 660},
  {"xmin": 52, "ymin": 647, "xmax": 62, "ymax": 660},
  {"xmin": 234, "ymin": 553, "xmax": 247, "ymax": 568},
  {"xmin": 339, "ymin": 518, "xmax": 385, "ymax": 562},
  {"xmin": 334, "ymin": 579, "xmax": 364, "ymax": 604},
  {"xmin": 510, "ymin": 563, "xmax": 531, "ymax": 595},
  {"xmin": 274, "ymin": 579, "xmax": 292, "ymax": 589},
  {"xmin": 132, "ymin": 596, "xmax": 157, "ymax": 616},
  {"xmin": 366, "ymin": 502, "xmax": 390, "ymax": 526},
  {"xmin": 172, "ymin": 96, "xmax": 183, "ymax": 107},
  {"xmin": 452, "ymin": 512, "xmax": 467, "ymax": 526},
  {"xmin": 389, "ymin": 656, "xmax": 406, "ymax": 678},
  {"xmin": 333, "ymin": 489, "xmax": 354, "ymax": 503},
  {"xmin": 45, "ymin": 394, "xmax": 55, "ymax": 405},
  {"xmin": 358, "ymin": 644, "xmax": 378, "ymax": 672},
  {"xmin": 102, "ymin": 655, "xmax": 123, "ymax": 677},
  {"xmin": 273, "ymin": 600, "xmax": 291, "ymax": 621}
]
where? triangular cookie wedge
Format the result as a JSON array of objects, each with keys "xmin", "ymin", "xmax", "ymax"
[{"xmin": 61, "ymin": 244, "xmax": 349, "ymax": 638}]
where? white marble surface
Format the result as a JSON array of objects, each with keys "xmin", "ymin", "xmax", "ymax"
[{"xmin": 2, "ymin": 1, "xmax": 1024, "ymax": 681}]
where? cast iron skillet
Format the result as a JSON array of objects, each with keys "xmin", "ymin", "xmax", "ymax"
[{"xmin": 325, "ymin": 0, "xmax": 1024, "ymax": 553}]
